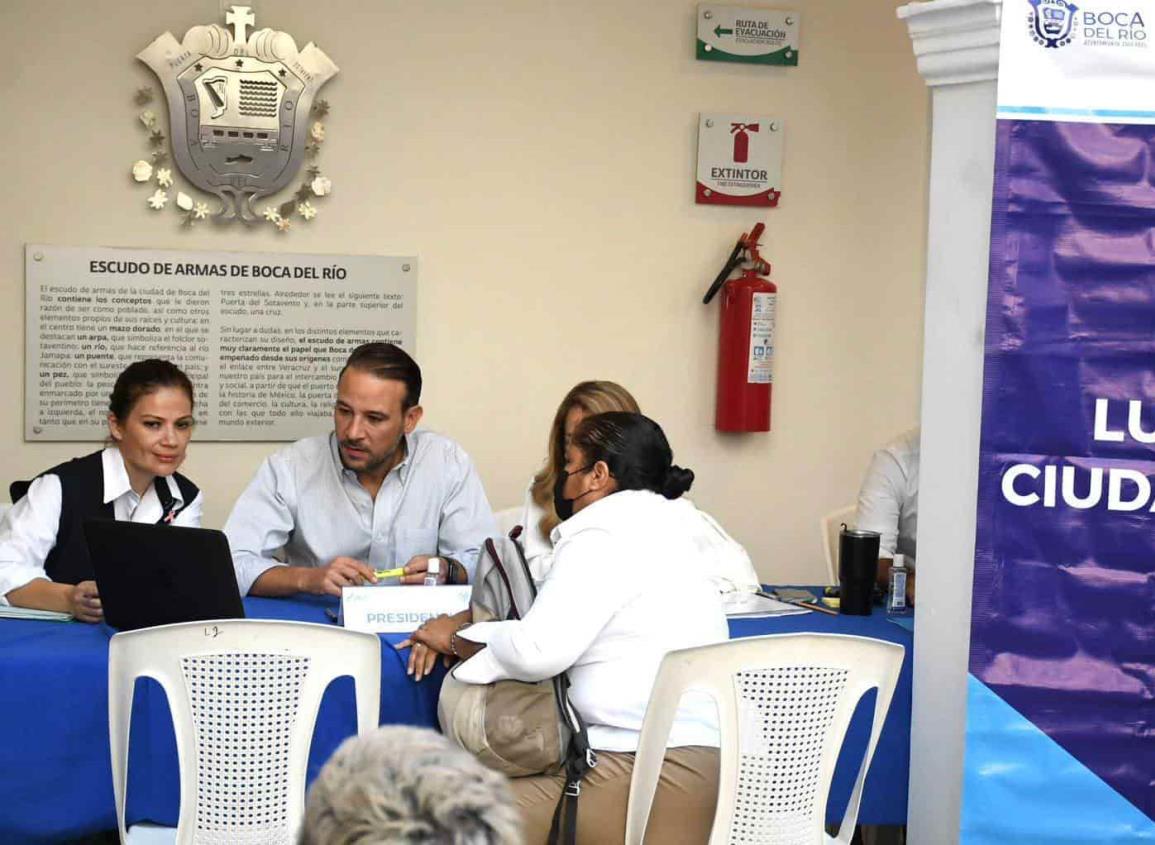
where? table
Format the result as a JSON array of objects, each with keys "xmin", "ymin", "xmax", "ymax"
[{"xmin": 0, "ymin": 592, "xmax": 912, "ymax": 841}]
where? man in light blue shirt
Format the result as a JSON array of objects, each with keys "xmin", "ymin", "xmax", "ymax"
[{"xmin": 225, "ymin": 342, "xmax": 496, "ymax": 597}]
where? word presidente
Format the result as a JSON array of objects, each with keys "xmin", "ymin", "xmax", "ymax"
[{"xmin": 364, "ymin": 611, "xmax": 439, "ymax": 624}]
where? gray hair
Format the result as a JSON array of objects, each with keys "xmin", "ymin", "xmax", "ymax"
[{"xmin": 299, "ymin": 726, "xmax": 522, "ymax": 845}]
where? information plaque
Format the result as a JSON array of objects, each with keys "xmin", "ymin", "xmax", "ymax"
[{"xmin": 25, "ymin": 244, "xmax": 416, "ymax": 441}]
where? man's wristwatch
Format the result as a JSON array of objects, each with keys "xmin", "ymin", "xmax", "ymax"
[{"xmin": 445, "ymin": 558, "xmax": 467, "ymax": 584}]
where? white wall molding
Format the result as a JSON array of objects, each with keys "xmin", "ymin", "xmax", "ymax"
[
  {"xmin": 897, "ymin": 1, "xmax": 1002, "ymax": 843},
  {"xmin": 899, "ymin": 0, "xmax": 1001, "ymax": 86}
]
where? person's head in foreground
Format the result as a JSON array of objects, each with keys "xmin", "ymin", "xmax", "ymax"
[
  {"xmin": 561, "ymin": 411, "xmax": 694, "ymax": 514},
  {"xmin": 299, "ymin": 726, "xmax": 522, "ymax": 845}
]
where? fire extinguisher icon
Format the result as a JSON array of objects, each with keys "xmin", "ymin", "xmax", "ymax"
[
  {"xmin": 703, "ymin": 223, "xmax": 776, "ymax": 432},
  {"xmin": 730, "ymin": 122, "xmax": 759, "ymax": 164}
]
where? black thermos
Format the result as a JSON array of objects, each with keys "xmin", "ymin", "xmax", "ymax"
[{"xmin": 839, "ymin": 525, "xmax": 880, "ymax": 616}]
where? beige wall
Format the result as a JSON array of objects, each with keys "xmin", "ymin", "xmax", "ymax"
[{"xmin": 0, "ymin": 0, "xmax": 927, "ymax": 585}]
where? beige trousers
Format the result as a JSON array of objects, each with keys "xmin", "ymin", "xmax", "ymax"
[{"xmin": 509, "ymin": 746, "xmax": 720, "ymax": 845}]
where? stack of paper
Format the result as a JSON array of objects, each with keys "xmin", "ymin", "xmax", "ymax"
[
  {"xmin": 0, "ymin": 606, "xmax": 73, "ymax": 622},
  {"xmin": 722, "ymin": 591, "xmax": 808, "ymax": 618}
]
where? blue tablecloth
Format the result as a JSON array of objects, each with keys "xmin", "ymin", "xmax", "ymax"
[{"xmin": 0, "ymin": 592, "xmax": 911, "ymax": 841}]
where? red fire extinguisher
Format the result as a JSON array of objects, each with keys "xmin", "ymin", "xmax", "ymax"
[{"xmin": 703, "ymin": 223, "xmax": 776, "ymax": 432}]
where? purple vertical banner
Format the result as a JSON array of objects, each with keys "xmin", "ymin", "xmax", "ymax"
[{"xmin": 961, "ymin": 3, "xmax": 1155, "ymax": 840}]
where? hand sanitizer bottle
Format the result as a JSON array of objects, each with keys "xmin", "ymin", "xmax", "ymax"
[
  {"xmin": 424, "ymin": 557, "xmax": 441, "ymax": 587},
  {"xmin": 887, "ymin": 554, "xmax": 909, "ymax": 616}
]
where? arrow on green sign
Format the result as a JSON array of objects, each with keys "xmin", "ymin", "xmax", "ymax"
[{"xmin": 714, "ymin": 25, "xmax": 733, "ymax": 37}]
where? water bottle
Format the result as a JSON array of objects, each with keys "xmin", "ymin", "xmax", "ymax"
[
  {"xmin": 424, "ymin": 557, "xmax": 441, "ymax": 587},
  {"xmin": 887, "ymin": 554, "xmax": 909, "ymax": 616}
]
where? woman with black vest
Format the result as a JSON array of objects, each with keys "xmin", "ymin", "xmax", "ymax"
[{"xmin": 0, "ymin": 359, "xmax": 202, "ymax": 622}]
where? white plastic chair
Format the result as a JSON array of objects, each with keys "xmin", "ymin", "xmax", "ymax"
[
  {"xmin": 108, "ymin": 619, "xmax": 382, "ymax": 845},
  {"xmin": 493, "ymin": 505, "xmax": 523, "ymax": 536},
  {"xmin": 821, "ymin": 505, "xmax": 857, "ymax": 586},
  {"xmin": 625, "ymin": 633, "xmax": 905, "ymax": 845}
]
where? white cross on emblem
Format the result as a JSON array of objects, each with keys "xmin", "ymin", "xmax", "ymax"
[{"xmin": 225, "ymin": 5, "xmax": 255, "ymax": 44}]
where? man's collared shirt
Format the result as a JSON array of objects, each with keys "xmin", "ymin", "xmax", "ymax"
[
  {"xmin": 0, "ymin": 447, "xmax": 203, "ymax": 603},
  {"xmin": 224, "ymin": 430, "xmax": 496, "ymax": 595},
  {"xmin": 855, "ymin": 428, "xmax": 919, "ymax": 563}
]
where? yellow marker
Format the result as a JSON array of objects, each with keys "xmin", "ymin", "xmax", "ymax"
[{"xmin": 373, "ymin": 566, "xmax": 407, "ymax": 580}]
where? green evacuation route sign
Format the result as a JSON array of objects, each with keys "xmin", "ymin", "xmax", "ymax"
[{"xmin": 697, "ymin": 5, "xmax": 799, "ymax": 66}]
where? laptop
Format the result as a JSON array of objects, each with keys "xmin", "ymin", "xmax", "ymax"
[{"xmin": 84, "ymin": 520, "xmax": 245, "ymax": 631}]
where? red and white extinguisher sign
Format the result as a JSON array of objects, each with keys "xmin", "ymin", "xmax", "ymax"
[
  {"xmin": 703, "ymin": 223, "xmax": 776, "ymax": 432},
  {"xmin": 695, "ymin": 113, "xmax": 783, "ymax": 207}
]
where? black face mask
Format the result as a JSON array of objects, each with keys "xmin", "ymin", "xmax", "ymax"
[
  {"xmin": 552, "ymin": 464, "xmax": 593, "ymax": 521},
  {"xmin": 553, "ymin": 472, "xmax": 574, "ymax": 521}
]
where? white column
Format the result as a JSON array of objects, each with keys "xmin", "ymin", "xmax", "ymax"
[{"xmin": 895, "ymin": 1, "xmax": 1001, "ymax": 842}]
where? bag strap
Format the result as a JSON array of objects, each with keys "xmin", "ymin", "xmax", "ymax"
[
  {"xmin": 547, "ymin": 672, "xmax": 597, "ymax": 845},
  {"xmin": 507, "ymin": 525, "xmax": 539, "ymax": 601},
  {"xmin": 484, "ymin": 537, "xmax": 522, "ymax": 620},
  {"xmin": 500, "ymin": 525, "xmax": 595, "ymax": 844}
]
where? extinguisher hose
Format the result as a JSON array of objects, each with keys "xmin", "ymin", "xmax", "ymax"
[{"xmin": 702, "ymin": 237, "xmax": 745, "ymax": 305}]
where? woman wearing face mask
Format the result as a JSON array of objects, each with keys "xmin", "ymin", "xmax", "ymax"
[
  {"xmin": 401, "ymin": 383, "xmax": 757, "ymax": 680},
  {"xmin": 525, "ymin": 381, "xmax": 641, "ymax": 582},
  {"xmin": 0, "ymin": 359, "xmax": 203, "ymax": 622},
  {"xmin": 433, "ymin": 412, "xmax": 729, "ymax": 842},
  {"xmin": 399, "ymin": 381, "xmax": 639, "ymax": 677}
]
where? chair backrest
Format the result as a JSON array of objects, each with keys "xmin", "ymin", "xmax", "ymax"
[
  {"xmin": 821, "ymin": 505, "xmax": 856, "ymax": 586},
  {"xmin": 625, "ymin": 633, "xmax": 904, "ymax": 845},
  {"xmin": 108, "ymin": 619, "xmax": 382, "ymax": 845},
  {"xmin": 493, "ymin": 505, "xmax": 523, "ymax": 537}
]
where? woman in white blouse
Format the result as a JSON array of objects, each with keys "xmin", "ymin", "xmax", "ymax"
[
  {"xmin": 401, "ymin": 380, "xmax": 755, "ymax": 679},
  {"xmin": 401, "ymin": 381, "xmax": 640, "ymax": 678},
  {"xmin": 0, "ymin": 359, "xmax": 203, "ymax": 621},
  {"xmin": 410, "ymin": 412, "xmax": 729, "ymax": 843}
]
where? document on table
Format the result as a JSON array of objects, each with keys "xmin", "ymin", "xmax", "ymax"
[
  {"xmin": 0, "ymin": 605, "xmax": 73, "ymax": 622},
  {"xmin": 723, "ymin": 591, "xmax": 808, "ymax": 618}
]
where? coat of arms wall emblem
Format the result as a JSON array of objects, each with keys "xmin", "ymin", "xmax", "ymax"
[{"xmin": 135, "ymin": 5, "xmax": 338, "ymax": 229}]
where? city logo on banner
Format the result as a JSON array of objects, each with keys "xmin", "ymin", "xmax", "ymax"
[
  {"xmin": 1028, "ymin": 0, "xmax": 1078, "ymax": 48},
  {"xmin": 1027, "ymin": 0, "xmax": 1147, "ymax": 50},
  {"xmin": 135, "ymin": 5, "xmax": 339, "ymax": 231},
  {"xmin": 696, "ymin": 113, "xmax": 783, "ymax": 207}
]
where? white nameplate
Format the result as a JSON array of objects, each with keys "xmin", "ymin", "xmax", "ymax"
[{"xmin": 340, "ymin": 584, "xmax": 471, "ymax": 633}]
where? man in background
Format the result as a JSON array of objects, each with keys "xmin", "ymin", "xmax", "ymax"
[
  {"xmin": 226, "ymin": 342, "xmax": 495, "ymax": 596},
  {"xmin": 855, "ymin": 427, "xmax": 919, "ymax": 602}
]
